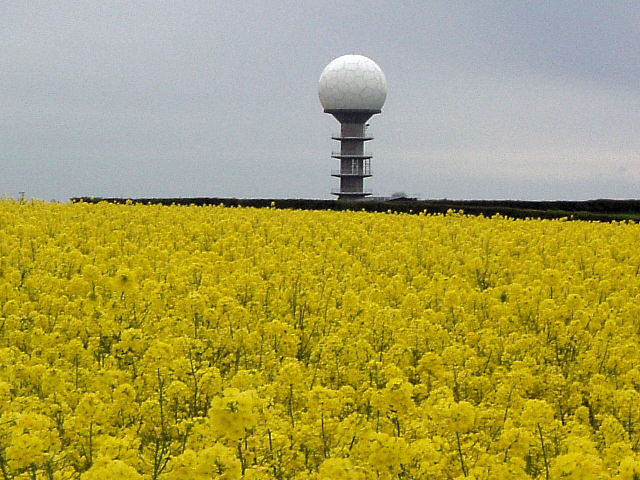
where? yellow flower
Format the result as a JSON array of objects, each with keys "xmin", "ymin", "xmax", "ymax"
[
  {"xmin": 81, "ymin": 457, "xmax": 142, "ymax": 480},
  {"xmin": 2, "ymin": 200, "xmax": 640, "ymax": 478}
]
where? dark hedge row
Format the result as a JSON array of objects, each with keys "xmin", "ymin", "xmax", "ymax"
[
  {"xmin": 431, "ymin": 199, "xmax": 640, "ymax": 214},
  {"xmin": 71, "ymin": 197, "xmax": 640, "ymax": 222}
]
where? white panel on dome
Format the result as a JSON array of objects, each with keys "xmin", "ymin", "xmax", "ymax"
[{"xmin": 318, "ymin": 54, "xmax": 387, "ymax": 111}]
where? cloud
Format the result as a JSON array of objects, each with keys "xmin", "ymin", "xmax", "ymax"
[{"xmin": 1, "ymin": 1, "xmax": 638, "ymax": 200}]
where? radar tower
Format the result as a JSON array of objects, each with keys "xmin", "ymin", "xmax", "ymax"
[{"xmin": 318, "ymin": 55, "xmax": 387, "ymax": 200}]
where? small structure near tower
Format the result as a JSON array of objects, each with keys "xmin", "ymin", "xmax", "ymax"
[{"xmin": 318, "ymin": 54, "xmax": 387, "ymax": 200}]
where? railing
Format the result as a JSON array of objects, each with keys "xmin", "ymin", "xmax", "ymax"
[
  {"xmin": 332, "ymin": 132, "xmax": 374, "ymax": 141},
  {"xmin": 331, "ymin": 166, "xmax": 372, "ymax": 176},
  {"xmin": 331, "ymin": 151, "xmax": 373, "ymax": 158},
  {"xmin": 331, "ymin": 190, "xmax": 373, "ymax": 197}
]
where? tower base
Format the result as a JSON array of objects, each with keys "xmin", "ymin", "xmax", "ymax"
[
  {"xmin": 326, "ymin": 109, "xmax": 380, "ymax": 200},
  {"xmin": 331, "ymin": 190, "xmax": 372, "ymax": 201}
]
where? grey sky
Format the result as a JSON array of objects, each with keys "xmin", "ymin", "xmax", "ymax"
[{"xmin": 2, "ymin": 1, "xmax": 639, "ymax": 201}]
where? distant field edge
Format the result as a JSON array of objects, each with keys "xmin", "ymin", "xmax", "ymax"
[{"xmin": 70, "ymin": 197, "xmax": 640, "ymax": 223}]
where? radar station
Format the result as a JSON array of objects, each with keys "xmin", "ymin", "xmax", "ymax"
[{"xmin": 318, "ymin": 55, "xmax": 387, "ymax": 200}]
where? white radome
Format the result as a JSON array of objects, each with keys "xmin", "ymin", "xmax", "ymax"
[{"xmin": 318, "ymin": 54, "xmax": 387, "ymax": 112}]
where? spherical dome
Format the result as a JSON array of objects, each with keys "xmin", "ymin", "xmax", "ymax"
[{"xmin": 318, "ymin": 54, "xmax": 387, "ymax": 112}]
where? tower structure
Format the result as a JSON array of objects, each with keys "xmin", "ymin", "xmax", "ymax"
[{"xmin": 318, "ymin": 55, "xmax": 387, "ymax": 200}]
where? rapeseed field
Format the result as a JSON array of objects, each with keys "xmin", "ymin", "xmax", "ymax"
[{"xmin": 2, "ymin": 200, "xmax": 640, "ymax": 479}]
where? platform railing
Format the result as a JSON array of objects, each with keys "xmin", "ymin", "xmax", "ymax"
[
  {"xmin": 331, "ymin": 151, "xmax": 373, "ymax": 158},
  {"xmin": 331, "ymin": 190, "xmax": 373, "ymax": 197},
  {"xmin": 331, "ymin": 165, "xmax": 372, "ymax": 176},
  {"xmin": 332, "ymin": 132, "xmax": 374, "ymax": 141}
]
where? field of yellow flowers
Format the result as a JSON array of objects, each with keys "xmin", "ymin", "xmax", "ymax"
[{"xmin": 2, "ymin": 200, "xmax": 640, "ymax": 479}]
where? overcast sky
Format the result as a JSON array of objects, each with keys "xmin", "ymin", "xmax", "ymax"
[{"xmin": 2, "ymin": 1, "xmax": 639, "ymax": 201}]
